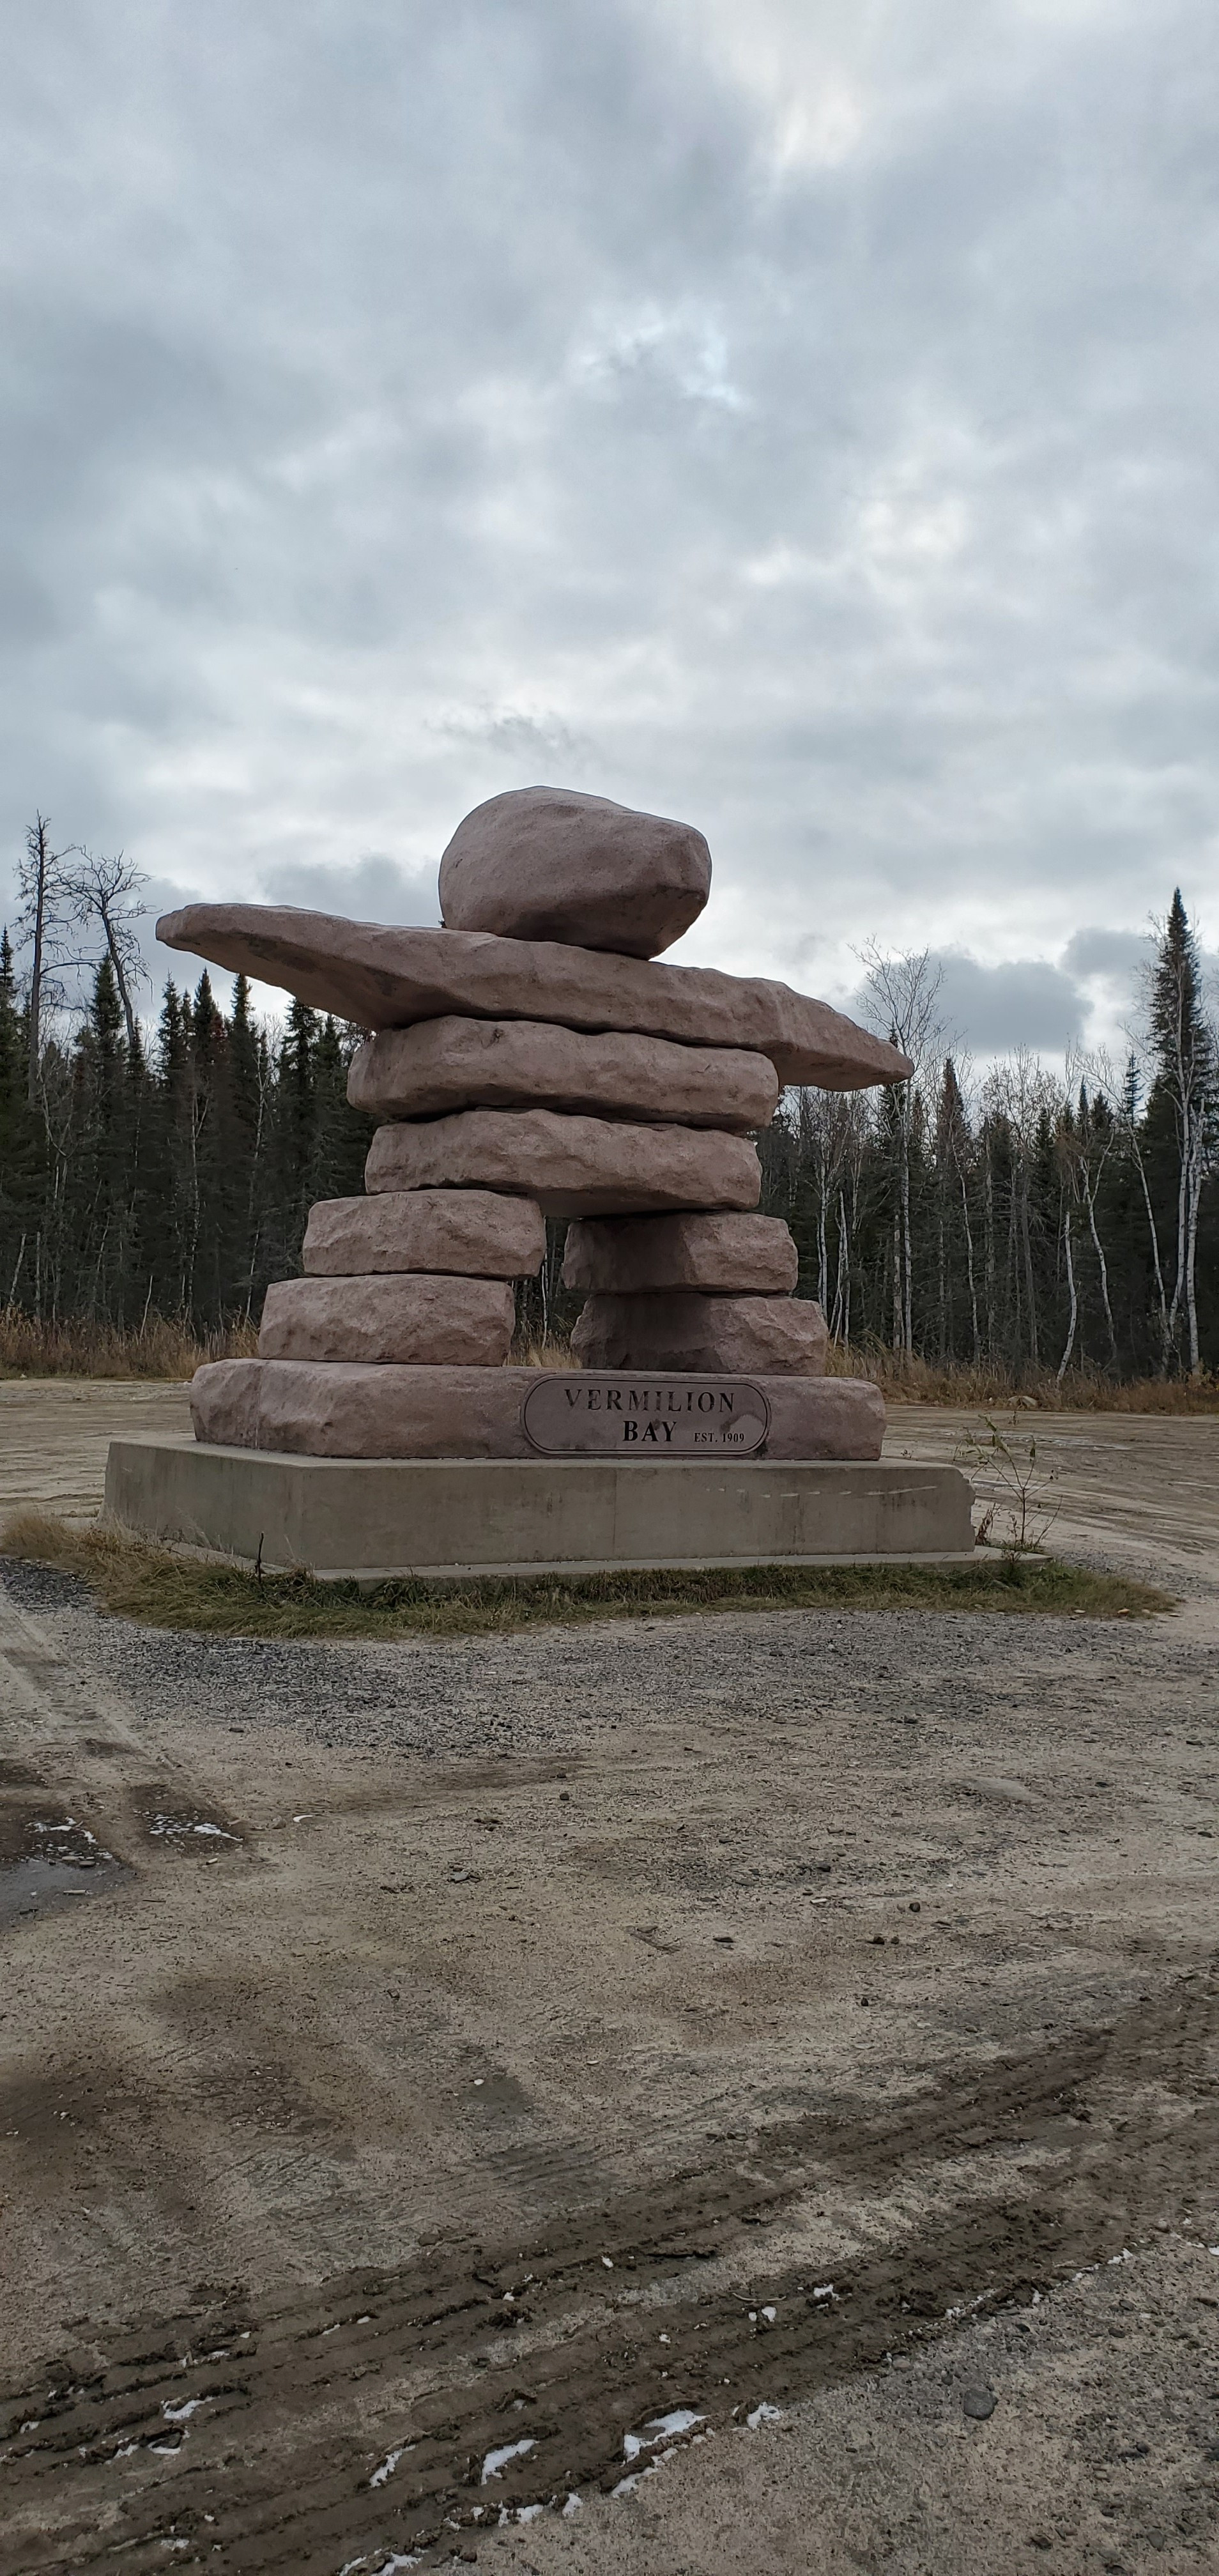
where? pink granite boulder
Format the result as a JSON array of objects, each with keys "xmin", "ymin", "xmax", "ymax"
[
  {"xmin": 303, "ymin": 1189, "xmax": 544, "ymax": 1278},
  {"xmin": 571, "ymin": 1291, "xmax": 829, "ymax": 1377},
  {"xmin": 562, "ymin": 1211, "xmax": 799, "ymax": 1296},
  {"xmin": 259, "ymin": 1274, "xmax": 514, "ymax": 1366},
  {"xmin": 365, "ymin": 1108, "xmax": 762, "ymax": 1218},
  {"xmin": 348, "ymin": 1018, "xmax": 778, "ymax": 1131},
  {"xmin": 438, "ymin": 786, "xmax": 710, "ymax": 958},
  {"xmin": 188, "ymin": 1358, "xmax": 884, "ymax": 1461},
  {"xmin": 155, "ymin": 905, "xmax": 913, "ymax": 1091}
]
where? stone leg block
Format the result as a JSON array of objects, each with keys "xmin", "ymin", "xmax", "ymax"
[
  {"xmin": 562, "ymin": 1211, "xmax": 799, "ymax": 1294},
  {"xmin": 571, "ymin": 1292, "xmax": 829, "ymax": 1377},
  {"xmin": 258, "ymin": 1274, "xmax": 515, "ymax": 1366},
  {"xmin": 105, "ymin": 1441, "xmax": 976, "ymax": 1577},
  {"xmin": 303, "ymin": 1190, "xmax": 544, "ymax": 1278},
  {"xmin": 365, "ymin": 1108, "xmax": 762, "ymax": 1218},
  {"xmin": 188, "ymin": 1360, "xmax": 882, "ymax": 1460}
]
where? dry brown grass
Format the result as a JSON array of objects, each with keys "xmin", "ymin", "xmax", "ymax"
[
  {"xmin": 822, "ymin": 1338, "xmax": 1219, "ymax": 1413},
  {"xmin": 0, "ymin": 1506, "xmax": 1174, "ymax": 1637},
  {"xmin": 3, "ymin": 1301, "xmax": 1215, "ymax": 1411},
  {"xmin": 0, "ymin": 1305, "xmax": 258, "ymax": 1382},
  {"xmin": 514, "ymin": 1321, "xmax": 1219, "ymax": 1413}
]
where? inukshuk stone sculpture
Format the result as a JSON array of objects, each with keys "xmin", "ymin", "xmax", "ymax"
[{"xmin": 160, "ymin": 786, "xmax": 911, "ymax": 1461}]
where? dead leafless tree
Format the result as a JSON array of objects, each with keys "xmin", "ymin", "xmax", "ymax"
[
  {"xmin": 15, "ymin": 815, "xmax": 77, "ymax": 1105},
  {"xmin": 65, "ymin": 847, "xmax": 149, "ymax": 1051}
]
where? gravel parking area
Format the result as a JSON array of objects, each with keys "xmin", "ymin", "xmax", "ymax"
[{"xmin": 2, "ymin": 1387, "xmax": 1217, "ymax": 2573}]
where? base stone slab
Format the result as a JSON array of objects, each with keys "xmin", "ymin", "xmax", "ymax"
[
  {"xmin": 104, "ymin": 1439, "xmax": 976, "ymax": 1579},
  {"xmin": 188, "ymin": 1361, "xmax": 884, "ymax": 1460}
]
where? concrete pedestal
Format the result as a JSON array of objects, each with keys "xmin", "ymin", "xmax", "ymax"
[{"xmin": 103, "ymin": 1436, "xmax": 975, "ymax": 1580}]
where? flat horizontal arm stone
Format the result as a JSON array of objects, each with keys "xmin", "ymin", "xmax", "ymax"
[
  {"xmin": 562, "ymin": 1211, "xmax": 799, "ymax": 1295},
  {"xmin": 156, "ymin": 905, "xmax": 913, "ymax": 1091},
  {"xmin": 348, "ymin": 1017, "xmax": 778, "ymax": 1130},
  {"xmin": 303, "ymin": 1189, "xmax": 545, "ymax": 1278},
  {"xmin": 364, "ymin": 1107, "xmax": 762, "ymax": 1218}
]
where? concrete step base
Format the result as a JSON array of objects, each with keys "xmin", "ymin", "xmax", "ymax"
[{"xmin": 103, "ymin": 1438, "xmax": 975, "ymax": 1581}]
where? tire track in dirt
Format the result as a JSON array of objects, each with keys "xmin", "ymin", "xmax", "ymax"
[{"xmin": 3, "ymin": 1965, "xmax": 1216, "ymax": 2576}]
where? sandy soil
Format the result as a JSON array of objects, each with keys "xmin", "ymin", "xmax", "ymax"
[{"xmin": 1, "ymin": 1383, "xmax": 1217, "ymax": 2574}]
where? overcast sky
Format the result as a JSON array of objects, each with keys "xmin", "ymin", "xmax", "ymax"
[{"xmin": 1, "ymin": 0, "xmax": 1216, "ymax": 1061}]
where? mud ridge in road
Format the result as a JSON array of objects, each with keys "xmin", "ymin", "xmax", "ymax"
[{"xmin": 3, "ymin": 1963, "xmax": 1216, "ymax": 2575}]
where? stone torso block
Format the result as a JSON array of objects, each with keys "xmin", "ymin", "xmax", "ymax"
[
  {"xmin": 348, "ymin": 1018, "xmax": 778, "ymax": 1131},
  {"xmin": 364, "ymin": 1108, "xmax": 763, "ymax": 1218}
]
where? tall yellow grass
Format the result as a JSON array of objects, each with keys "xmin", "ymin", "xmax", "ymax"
[
  {"xmin": 0, "ymin": 1304, "xmax": 259, "ymax": 1381},
  {"xmin": 516, "ymin": 1322, "xmax": 1219, "ymax": 1412},
  {"xmin": 3, "ymin": 1303, "xmax": 1216, "ymax": 1409},
  {"xmin": 821, "ymin": 1337, "xmax": 1219, "ymax": 1413}
]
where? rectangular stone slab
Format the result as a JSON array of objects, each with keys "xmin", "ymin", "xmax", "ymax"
[
  {"xmin": 156, "ymin": 904, "xmax": 913, "ymax": 1091},
  {"xmin": 188, "ymin": 1360, "xmax": 885, "ymax": 1462},
  {"xmin": 106, "ymin": 1441, "xmax": 976, "ymax": 1576},
  {"xmin": 571, "ymin": 1291, "xmax": 829, "ymax": 1377},
  {"xmin": 365, "ymin": 1108, "xmax": 762, "ymax": 1218},
  {"xmin": 348, "ymin": 1017, "xmax": 778, "ymax": 1131},
  {"xmin": 303, "ymin": 1190, "xmax": 545, "ymax": 1278},
  {"xmin": 259, "ymin": 1274, "xmax": 515, "ymax": 1366},
  {"xmin": 562, "ymin": 1211, "xmax": 799, "ymax": 1295}
]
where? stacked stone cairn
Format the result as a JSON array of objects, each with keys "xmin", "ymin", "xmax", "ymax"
[{"xmin": 165, "ymin": 787, "xmax": 910, "ymax": 1461}]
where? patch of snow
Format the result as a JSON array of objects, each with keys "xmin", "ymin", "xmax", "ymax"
[
  {"xmin": 746, "ymin": 2403, "xmax": 783, "ymax": 2429},
  {"xmin": 812, "ymin": 2283, "xmax": 836, "ymax": 2301},
  {"xmin": 369, "ymin": 2444, "xmax": 408, "ymax": 2488},
  {"xmin": 761, "ymin": 2305, "xmax": 776, "ymax": 2322},
  {"xmin": 162, "ymin": 2398, "xmax": 203, "ymax": 2423},
  {"xmin": 563, "ymin": 2493, "xmax": 583, "ymax": 2517},
  {"xmin": 481, "ymin": 2437, "xmax": 537, "ymax": 2483},
  {"xmin": 623, "ymin": 2407, "xmax": 703, "ymax": 2461}
]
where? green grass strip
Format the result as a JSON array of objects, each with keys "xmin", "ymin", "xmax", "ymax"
[{"xmin": 0, "ymin": 1510, "xmax": 1174, "ymax": 1637}]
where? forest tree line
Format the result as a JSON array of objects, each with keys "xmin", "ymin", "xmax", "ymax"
[{"xmin": 1, "ymin": 818, "xmax": 1216, "ymax": 1380}]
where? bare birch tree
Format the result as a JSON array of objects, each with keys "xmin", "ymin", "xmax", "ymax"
[{"xmin": 858, "ymin": 946, "xmax": 944, "ymax": 1354}]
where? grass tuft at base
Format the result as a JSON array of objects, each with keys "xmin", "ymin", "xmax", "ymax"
[{"xmin": 0, "ymin": 1508, "xmax": 1174, "ymax": 1637}]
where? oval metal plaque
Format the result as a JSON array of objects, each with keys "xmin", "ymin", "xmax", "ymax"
[{"xmin": 522, "ymin": 1372, "xmax": 770, "ymax": 1457}]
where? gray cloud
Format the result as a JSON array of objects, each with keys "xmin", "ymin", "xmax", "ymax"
[
  {"xmin": 1, "ymin": 0, "xmax": 1217, "ymax": 1050},
  {"xmin": 930, "ymin": 954, "xmax": 1087, "ymax": 1058}
]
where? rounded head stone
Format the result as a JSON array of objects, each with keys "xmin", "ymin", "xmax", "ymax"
[{"xmin": 438, "ymin": 786, "xmax": 711, "ymax": 958}]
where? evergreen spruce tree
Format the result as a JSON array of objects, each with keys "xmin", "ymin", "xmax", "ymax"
[
  {"xmin": 1147, "ymin": 891, "xmax": 1215, "ymax": 1374},
  {"xmin": 0, "ymin": 927, "xmax": 43, "ymax": 1305}
]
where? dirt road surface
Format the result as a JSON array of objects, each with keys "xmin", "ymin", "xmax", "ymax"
[{"xmin": 1, "ymin": 1381, "xmax": 1217, "ymax": 2574}]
